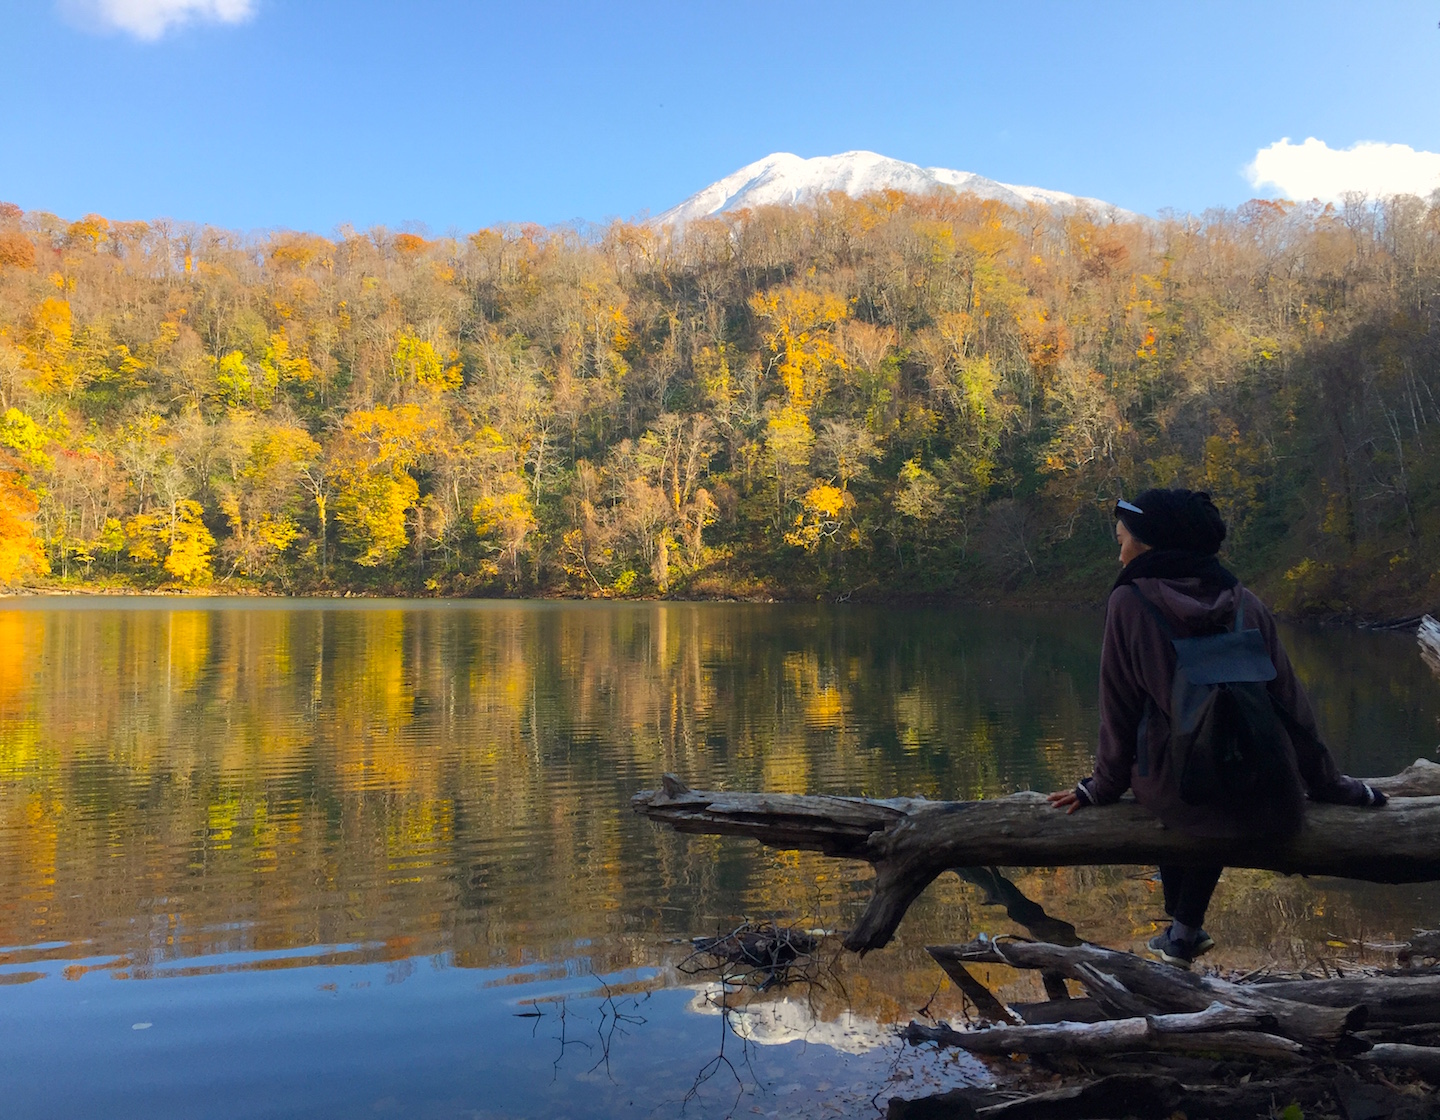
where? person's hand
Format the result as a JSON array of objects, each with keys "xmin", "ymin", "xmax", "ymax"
[{"xmin": 1047, "ymin": 789, "xmax": 1083, "ymax": 814}]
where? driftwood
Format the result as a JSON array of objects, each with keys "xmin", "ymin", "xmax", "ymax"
[
  {"xmin": 1420, "ymin": 615, "xmax": 1440, "ymax": 679},
  {"xmin": 1255, "ymin": 972, "xmax": 1440, "ymax": 1028},
  {"xmin": 901, "ymin": 1002, "xmax": 1304, "ymax": 1059},
  {"xmin": 1400, "ymin": 930, "xmax": 1440, "ymax": 964},
  {"xmin": 1359, "ymin": 1041, "xmax": 1440, "ymax": 1081},
  {"xmin": 927, "ymin": 939, "xmax": 1364, "ymax": 1045},
  {"xmin": 632, "ymin": 760, "xmax": 1440, "ymax": 951},
  {"xmin": 906, "ymin": 937, "xmax": 1440, "ymax": 1109}
]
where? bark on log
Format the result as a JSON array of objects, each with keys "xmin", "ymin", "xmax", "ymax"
[
  {"xmin": 632, "ymin": 761, "xmax": 1440, "ymax": 952},
  {"xmin": 928, "ymin": 940, "xmax": 1364, "ymax": 1045}
]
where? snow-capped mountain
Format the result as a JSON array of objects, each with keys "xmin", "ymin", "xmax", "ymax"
[{"xmin": 658, "ymin": 151, "xmax": 1126, "ymax": 224}]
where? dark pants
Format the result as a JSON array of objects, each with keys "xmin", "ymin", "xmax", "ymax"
[{"xmin": 1157, "ymin": 864, "xmax": 1223, "ymax": 928}]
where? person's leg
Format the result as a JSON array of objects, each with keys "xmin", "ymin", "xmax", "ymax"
[
  {"xmin": 1157, "ymin": 864, "xmax": 1183, "ymax": 918},
  {"xmin": 1168, "ymin": 865, "xmax": 1222, "ymax": 929},
  {"xmin": 1149, "ymin": 866, "xmax": 1222, "ymax": 965}
]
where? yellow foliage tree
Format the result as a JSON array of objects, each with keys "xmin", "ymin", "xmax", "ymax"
[
  {"xmin": 785, "ymin": 482, "xmax": 851, "ymax": 550},
  {"xmin": 22, "ymin": 298, "xmax": 79, "ymax": 394},
  {"xmin": 259, "ymin": 331, "xmax": 317, "ymax": 389},
  {"xmin": 164, "ymin": 499, "xmax": 215, "ymax": 584},
  {"xmin": 336, "ymin": 472, "xmax": 418, "ymax": 566},
  {"xmin": 215, "ymin": 350, "xmax": 276, "ymax": 410},
  {"xmin": 471, "ymin": 487, "xmax": 537, "ymax": 581},
  {"xmin": 393, "ymin": 332, "xmax": 462, "ymax": 392},
  {"xmin": 0, "ymin": 467, "xmax": 50, "ymax": 584},
  {"xmin": 328, "ymin": 404, "xmax": 444, "ymax": 566},
  {"xmin": 894, "ymin": 458, "xmax": 942, "ymax": 526},
  {"xmin": 219, "ymin": 425, "xmax": 319, "ymax": 578},
  {"xmin": 124, "ymin": 512, "xmax": 168, "ymax": 567},
  {"xmin": 0, "ymin": 408, "xmax": 51, "ymax": 470},
  {"xmin": 750, "ymin": 287, "xmax": 848, "ymax": 410}
]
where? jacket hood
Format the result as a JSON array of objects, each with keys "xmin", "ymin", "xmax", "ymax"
[{"xmin": 1126, "ymin": 576, "xmax": 1243, "ymax": 634}]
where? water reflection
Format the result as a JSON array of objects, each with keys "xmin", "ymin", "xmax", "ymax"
[{"xmin": 0, "ymin": 600, "xmax": 1437, "ymax": 1117}]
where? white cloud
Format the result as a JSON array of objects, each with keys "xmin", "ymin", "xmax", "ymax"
[
  {"xmin": 1247, "ymin": 137, "xmax": 1440, "ymax": 203},
  {"xmin": 65, "ymin": 0, "xmax": 256, "ymax": 40}
]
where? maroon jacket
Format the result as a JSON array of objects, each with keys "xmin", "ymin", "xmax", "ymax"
[{"xmin": 1077, "ymin": 577, "xmax": 1373, "ymax": 838}]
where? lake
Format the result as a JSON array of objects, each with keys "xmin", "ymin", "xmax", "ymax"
[{"xmin": 1, "ymin": 599, "xmax": 1437, "ymax": 1118}]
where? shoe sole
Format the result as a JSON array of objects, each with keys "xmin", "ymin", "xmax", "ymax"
[{"xmin": 1147, "ymin": 944, "xmax": 1193, "ymax": 970}]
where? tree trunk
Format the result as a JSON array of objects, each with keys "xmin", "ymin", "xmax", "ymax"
[{"xmin": 632, "ymin": 761, "xmax": 1440, "ymax": 952}]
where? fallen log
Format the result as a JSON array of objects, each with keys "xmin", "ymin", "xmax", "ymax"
[
  {"xmin": 901, "ymin": 1002, "xmax": 1305, "ymax": 1059},
  {"xmin": 1420, "ymin": 615, "xmax": 1440, "ymax": 680},
  {"xmin": 928, "ymin": 940, "xmax": 1364, "ymax": 1045},
  {"xmin": 1370, "ymin": 757, "xmax": 1440, "ymax": 797},
  {"xmin": 632, "ymin": 760, "xmax": 1440, "ymax": 952},
  {"xmin": 1399, "ymin": 929, "xmax": 1440, "ymax": 964},
  {"xmin": 1357, "ymin": 1041, "xmax": 1440, "ymax": 1081},
  {"xmin": 1255, "ymin": 973, "xmax": 1440, "ymax": 1028}
]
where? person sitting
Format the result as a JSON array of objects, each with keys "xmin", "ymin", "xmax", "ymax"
[{"xmin": 1047, "ymin": 488, "xmax": 1387, "ymax": 967}]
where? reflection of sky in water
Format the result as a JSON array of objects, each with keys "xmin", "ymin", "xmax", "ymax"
[
  {"xmin": 0, "ymin": 949, "xmax": 982, "ymax": 1120},
  {"xmin": 1, "ymin": 600, "xmax": 1437, "ymax": 1115}
]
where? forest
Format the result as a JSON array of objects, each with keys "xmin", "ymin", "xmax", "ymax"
[{"xmin": 0, "ymin": 188, "xmax": 1437, "ymax": 617}]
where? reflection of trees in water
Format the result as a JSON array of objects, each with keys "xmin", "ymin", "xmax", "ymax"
[{"xmin": 0, "ymin": 604, "xmax": 1434, "ymax": 1016}]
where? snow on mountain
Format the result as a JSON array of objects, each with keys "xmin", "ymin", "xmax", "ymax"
[{"xmin": 658, "ymin": 151, "xmax": 1127, "ymax": 224}]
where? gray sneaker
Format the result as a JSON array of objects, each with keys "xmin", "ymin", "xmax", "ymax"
[{"xmin": 1147, "ymin": 926, "xmax": 1215, "ymax": 968}]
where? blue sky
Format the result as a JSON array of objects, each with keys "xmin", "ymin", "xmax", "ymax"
[{"xmin": 1, "ymin": 0, "xmax": 1437, "ymax": 232}]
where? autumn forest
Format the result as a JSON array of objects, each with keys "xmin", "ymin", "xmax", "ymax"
[{"xmin": 0, "ymin": 190, "xmax": 1437, "ymax": 616}]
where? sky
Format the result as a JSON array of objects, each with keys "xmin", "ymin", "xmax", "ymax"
[{"xmin": 1, "ymin": 0, "xmax": 1437, "ymax": 234}]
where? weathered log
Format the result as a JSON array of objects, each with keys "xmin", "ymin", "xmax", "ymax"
[
  {"xmin": 1255, "ymin": 973, "xmax": 1440, "ymax": 1028},
  {"xmin": 902, "ymin": 1002, "xmax": 1305, "ymax": 1059},
  {"xmin": 1370, "ymin": 757, "xmax": 1440, "ymax": 797},
  {"xmin": 1357, "ymin": 1041, "xmax": 1440, "ymax": 1081},
  {"xmin": 632, "ymin": 761, "xmax": 1440, "ymax": 951},
  {"xmin": 1419, "ymin": 615, "xmax": 1440, "ymax": 680},
  {"xmin": 1399, "ymin": 929, "xmax": 1440, "ymax": 964},
  {"xmin": 928, "ymin": 940, "xmax": 1364, "ymax": 1045}
]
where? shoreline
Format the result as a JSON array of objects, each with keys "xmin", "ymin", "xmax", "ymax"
[{"xmin": 2, "ymin": 583, "xmax": 1430, "ymax": 630}]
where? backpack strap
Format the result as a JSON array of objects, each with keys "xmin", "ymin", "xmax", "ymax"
[
  {"xmin": 1127, "ymin": 584, "xmax": 1176, "ymax": 640},
  {"xmin": 1233, "ymin": 586, "xmax": 1246, "ymax": 632}
]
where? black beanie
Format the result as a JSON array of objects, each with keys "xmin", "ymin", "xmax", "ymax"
[{"xmin": 1116, "ymin": 489, "xmax": 1227, "ymax": 555}]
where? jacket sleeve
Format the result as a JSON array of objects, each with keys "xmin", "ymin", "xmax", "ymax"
[
  {"xmin": 1083, "ymin": 590, "xmax": 1146, "ymax": 804},
  {"xmin": 1250, "ymin": 592, "xmax": 1383, "ymax": 806}
]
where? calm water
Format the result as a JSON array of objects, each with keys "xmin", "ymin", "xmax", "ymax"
[{"xmin": 1, "ymin": 600, "xmax": 1437, "ymax": 1119}]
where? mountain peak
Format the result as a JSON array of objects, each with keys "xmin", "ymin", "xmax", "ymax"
[{"xmin": 658, "ymin": 151, "xmax": 1127, "ymax": 224}]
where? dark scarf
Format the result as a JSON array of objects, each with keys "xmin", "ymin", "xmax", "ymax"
[{"xmin": 1112, "ymin": 548, "xmax": 1239, "ymax": 592}]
